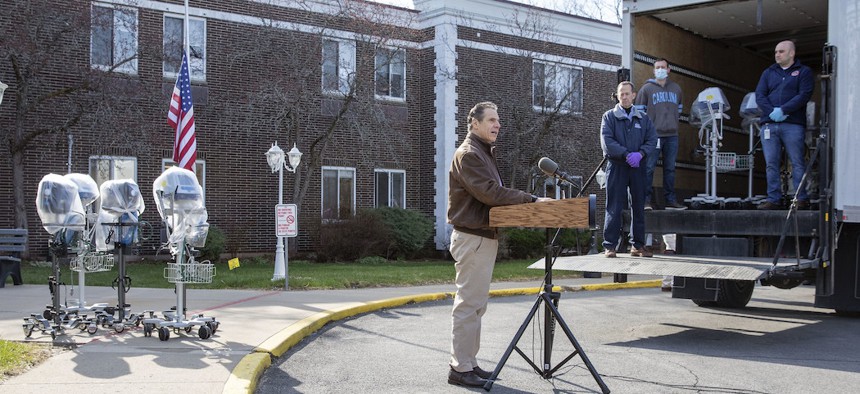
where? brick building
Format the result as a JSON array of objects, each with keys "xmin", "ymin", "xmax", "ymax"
[{"xmin": 0, "ymin": 0, "xmax": 621, "ymax": 258}]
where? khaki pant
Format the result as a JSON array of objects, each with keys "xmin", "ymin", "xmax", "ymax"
[{"xmin": 449, "ymin": 229, "xmax": 498, "ymax": 372}]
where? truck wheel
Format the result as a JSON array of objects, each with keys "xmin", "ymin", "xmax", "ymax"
[
  {"xmin": 715, "ymin": 280, "xmax": 755, "ymax": 308},
  {"xmin": 692, "ymin": 299, "xmax": 717, "ymax": 307}
]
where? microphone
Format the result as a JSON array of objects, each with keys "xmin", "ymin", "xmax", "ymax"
[{"xmin": 538, "ymin": 157, "xmax": 581, "ymax": 186}]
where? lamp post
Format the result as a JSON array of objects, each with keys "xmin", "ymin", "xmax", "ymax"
[{"xmin": 266, "ymin": 142, "xmax": 302, "ymax": 289}]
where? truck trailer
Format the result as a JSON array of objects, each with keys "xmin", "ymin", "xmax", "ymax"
[{"xmin": 542, "ymin": 0, "xmax": 860, "ymax": 314}]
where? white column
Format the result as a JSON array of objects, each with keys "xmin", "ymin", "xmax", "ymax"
[{"xmin": 432, "ymin": 21, "xmax": 459, "ymax": 250}]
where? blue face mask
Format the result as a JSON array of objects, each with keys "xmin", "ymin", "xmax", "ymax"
[{"xmin": 654, "ymin": 68, "xmax": 668, "ymax": 80}]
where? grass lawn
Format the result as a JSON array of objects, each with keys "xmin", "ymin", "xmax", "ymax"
[
  {"xmin": 19, "ymin": 256, "xmax": 582, "ymax": 290},
  {"xmin": 0, "ymin": 340, "xmax": 51, "ymax": 381}
]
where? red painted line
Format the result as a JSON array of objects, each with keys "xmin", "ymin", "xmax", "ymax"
[{"xmin": 190, "ymin": 290, "xmax": 282, "ymax": 314}]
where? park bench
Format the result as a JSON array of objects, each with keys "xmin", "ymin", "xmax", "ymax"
[{"xmin": 0, "ymin": 228, "xmax": 27, "ymax": 288}]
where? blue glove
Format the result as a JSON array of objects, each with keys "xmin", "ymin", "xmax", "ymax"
[
  {"xmin": 626, "ymin": 152, "xmax": 643, "ymax": 168},
  {"xmin": 769, "ymin": 107, "xmax": 787, "ymax": 122}
]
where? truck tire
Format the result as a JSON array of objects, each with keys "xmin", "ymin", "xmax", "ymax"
[{"xmin": 715, "ymin": 280, "xmax": 755, "ymax": 308}]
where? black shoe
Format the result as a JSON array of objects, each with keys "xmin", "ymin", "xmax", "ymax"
[
  {"xmin": 473, "ymin": 366, "xmax": 493, "ymax": 379},
  {"xmin": 665, "ymin": 201, "xmax": 688, "ymax": 210},
  {"xmin": 757, "ymin": 201, "xmax": 780, "ymax": 210},
  {"xmin": 448, "ymin": 369, "xmax": 487, "ymax": 387},
  {"xmin": 644, "ymin": 203, "xmax": 653, "ymax": 211}
]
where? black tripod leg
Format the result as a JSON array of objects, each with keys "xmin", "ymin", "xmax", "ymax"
[
  {"xmin": 484, "ymin": 294, "xmax": 546, "ymax": 391},
  {"xmin": 543, "ymin": 290, "xmax": 560, "ymax": 376},
  {"xmin": 544, "ymin": 300, "xmax": 611, "ymax": 394}
]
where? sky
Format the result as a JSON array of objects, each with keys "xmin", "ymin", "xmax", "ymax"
[{"xmin": 368, "ymin": 0, "xmax": 621, "ymax": 24}]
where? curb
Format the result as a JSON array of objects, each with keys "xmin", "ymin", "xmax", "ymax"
[{"xmin": 222, "ymin": 280, "xmax": 660, "ymax": 393}]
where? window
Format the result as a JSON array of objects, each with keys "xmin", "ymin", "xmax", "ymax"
[
  {"xmin": 375, "ymin": 169, "xmax": 405, "ymax": 208},
  {"xmin": 89, "ymin": 156, "xmax": 137, "ymax": 211},
  {"xmin": 375, "ymin": 47, "xmax": 406, "ymax": 100},
  {"xmin": 322, "ymin": 38, "xmax": 356, "ymax": 95},
  {"xmin": 163, "ymin": 15, "xmax": 206, "ymax": 80},
  {"xmin": 322, "ymin": 167, "xmax": 355, "ymax": 220},
  {"xmin": 161, "ymin": 159, "xmax": 206, "ymax": 202},
  {"xmin": 533, "ymin": 60, "xmax": 583, "ymax": 114},
  {"xmin": 91, "ymin": 4, "xmax": 138, "ymax": 74}
]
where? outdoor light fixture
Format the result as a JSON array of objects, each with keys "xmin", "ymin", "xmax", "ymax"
[
  {"xmin": 0, "ymin": 80, "xmax": 8, "ymax": 106},
  {"xmin": 265, "ymin": 141, "xmax": 302, "ymax": 289}
]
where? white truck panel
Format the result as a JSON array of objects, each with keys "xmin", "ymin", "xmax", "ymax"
[{"xmin": 830, "ymin": 1, "xmax": 860, "ymax": 221}]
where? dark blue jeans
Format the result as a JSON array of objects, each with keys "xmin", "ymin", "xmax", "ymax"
[
  {"xmin": 603, "ymin": 160, "xmax": 647, "ymax": 251},
  {"xmin": 644, "ymin": 135, "xmax": 679, "ymax": 205},
  {"xmin": 761, "ymin": 122, "xmax": 808, "ymax": 203}
]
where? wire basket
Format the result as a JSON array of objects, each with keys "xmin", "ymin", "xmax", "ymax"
[
  {"xmin": 70, "ymin": 252, "xmax": 115, "ymax": 272},
  {"xmin": 715, "ymin": 152, "xmax": 751, "ymax": 172},
  {"xmin": 164, "ymin": 261, "xmax": 216, "ymax": 284}
]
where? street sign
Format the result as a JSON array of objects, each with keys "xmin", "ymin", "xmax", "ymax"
[{"xmin": 276, "ymin": 204, "xmax": 298, "ymax": 237}]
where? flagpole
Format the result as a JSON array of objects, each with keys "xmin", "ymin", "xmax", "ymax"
[{"xmin": 184, "ymin": 0, "xmax": 191, "ymax": 61}]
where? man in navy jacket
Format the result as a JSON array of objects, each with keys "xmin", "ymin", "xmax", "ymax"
[
  {"xmin": 601, "ymin": 81, "xmax": 657, "ymax": 257},
  {"xmin": 755, "ymin": 40, "xmax": 814, "ymax": 210}
]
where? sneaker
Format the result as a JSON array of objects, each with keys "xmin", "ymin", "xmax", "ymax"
[
  {"xmin": 757, "ymin": 201, "xmax": 780, "ymax": 210},
  {"xmin": 630, "ymin": 247, "xmax": 653, "ymax": 257},
  {"xmin": 665, "ymin": 201, "xmax": 687, "ymax": 210},
  {"xmin": 644, "ymin": 203, "xmax": 653, "ymax": 211},
  {"xmin": 663, "ymin": 249, "xmax": 676, "ymax": 255},
  {"xmin": 604, "ymin": 249, "xmax": 617, "ymax": 258}
]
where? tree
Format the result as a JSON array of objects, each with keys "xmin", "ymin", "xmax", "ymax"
[
  {"xmin": 223, "ymin": 0, "xmax": 423, "ymax": 250},
  {"xmin": 0, "ymin": 1, "xmax": 155, "ymax": 235},
  {"xmin": 453, "ymin": 5, "xmax": 595, "ymax": 192}
]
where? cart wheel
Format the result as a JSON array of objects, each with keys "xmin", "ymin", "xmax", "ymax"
[
  {"xmin": 23, "ymin": 323, "xmax": 35, "ymax": 338},
  {"xmin": 206, "ymin": 321, "xmax": 219, "ymax": 334},
  {"xmin": 87, "ymin": 325, "xmax": 98, "ymax": 335},
  {"xmin": 184, "ymin": 326, "xmax": 194, "ymax": 333},
  {"xmin": 114, "ymin": 323, "xmax": 125, "ymax": 333},
  {"xmin": 198, "ymin": 325, "xmax": 212, "ymax": 340},
  {"xmin": 78, "ymin": 322, "xmax": 88, "ymax": 331},
  {"xmin": 43, "ymin": 309, "xmax": 53, "ymax": 320},
  {"xmin": 129, "ymin": 315, "xmax": 141, "ymax": 327},
  {"xmin": 143, "ymin": 323, "xmax": 153, "ymax": 337},
  {"xmin": 158, "ymin": 327, "xmax": 170, "ymax": 341}
]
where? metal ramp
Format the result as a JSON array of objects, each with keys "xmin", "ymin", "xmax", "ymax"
[{"xmin": 529, "ymin": 254, "xmax": 817, "ymax": 281}]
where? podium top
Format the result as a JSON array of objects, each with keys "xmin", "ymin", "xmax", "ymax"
[{"xmin": 489, "ymin": 197, "xmax": 590, "ymax": 229}]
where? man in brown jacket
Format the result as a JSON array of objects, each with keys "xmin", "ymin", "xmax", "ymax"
[{"xmin": 447, "ymin": 101, "xmax": 551, "ymax": 387}]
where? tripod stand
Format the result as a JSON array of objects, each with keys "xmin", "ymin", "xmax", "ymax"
[{"xmin": 484, "ymin": 227, "xmax": 609, "ymax": 393}]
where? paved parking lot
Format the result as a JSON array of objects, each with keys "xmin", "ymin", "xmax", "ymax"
[{"xmin": 258, "ymin": 285, "xmax": 860, "ymax": 393}]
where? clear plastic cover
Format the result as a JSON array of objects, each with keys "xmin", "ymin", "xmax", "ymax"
[
  {"xmin": 152, "ymin": 167, "xmax": 209, "ymax": 251},
  {"xmin": 35, "ymin": 174, "xmax": 85, "ymax": 235},
  {"xmin": 739, "ymin": 92, "xmax": 761, "ymax": 119},
  {"xmin": 95, "ymin": 179, "xmax": 145, "ymax": 250},
  {"xmin": 690, "ymin": 87, "xmax": 731, "ymax": 126},
  {"xmin": 63, "ymin": 173, "xmax": 100, "ymax": 207}
]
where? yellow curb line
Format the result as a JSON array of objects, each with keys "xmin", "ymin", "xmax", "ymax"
[{"xmin": 223, "ymin": 280, "xmax": 659, "ymax": 394}]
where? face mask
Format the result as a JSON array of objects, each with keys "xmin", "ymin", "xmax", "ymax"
[{"xmin": 654, "ymin": 68, "xmax": 668, "ymax": 80}]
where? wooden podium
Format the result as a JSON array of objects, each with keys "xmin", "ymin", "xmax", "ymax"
[
  {"xmin": 483, "ymin": 195, "xmax": 609, "ymax": 393},
  {"xmin": 489, "ymin": 197, "xmax": 591, "ymax": 229}
]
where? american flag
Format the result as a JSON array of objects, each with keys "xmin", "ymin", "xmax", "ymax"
[{"xmin": 167, "ymin": 51, "xmax": 197, "ymax": 171}]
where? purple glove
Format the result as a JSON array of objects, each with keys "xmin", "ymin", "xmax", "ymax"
[{"xmin": 626, "ymin": 152, "xmax": 643, "ymax": 168}]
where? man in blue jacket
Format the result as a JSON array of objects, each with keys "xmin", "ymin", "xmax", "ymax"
[
  {"xmin": 755, "ymin": 40, "xmax": 814, "ymax": 210},
  {"xmin": 601, "ymin": 81, "xmax": 657, "ymax": 257}
]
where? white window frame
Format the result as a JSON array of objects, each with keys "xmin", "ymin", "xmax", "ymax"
[
  {"xmin": 374, "ymin": 169, "xmax": 406, "ymax": 208},
  {"xmin": 160, "ymin": 159, "xmax": 207, "ymax": 203},
  {"xmin": 374, "ymin": 46, "xmax": 406, "ymax": 101},
  {"xmin": 321, "ymin": 166, "xmax": 356, "ymax": 221},
  {"xmin": 322, "ymin": 38, "xmax": 356, "ymax": 95},
  {"xmin": 88, "ymin": 156, "xmax": 138, "ymax": 211},
  {"xmin": 532, "ymin": 60, "xmax": 583, "ymax": 114},
  {"xmin": 163, "ymin": 14, "xmax": 207, "ymax": 81},
  {"xmin": 90, "ymin": 3, "xmax": 138, "ymax": 75}
]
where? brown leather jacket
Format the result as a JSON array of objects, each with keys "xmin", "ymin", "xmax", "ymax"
[{"xmin": 448, "ymin": 133, "xmax": 535, "ymax": 239}]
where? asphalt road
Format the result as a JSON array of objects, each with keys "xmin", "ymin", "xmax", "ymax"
[{"xmin": 257, "ymin": 285, "xmax": 860, "ymax": 393}]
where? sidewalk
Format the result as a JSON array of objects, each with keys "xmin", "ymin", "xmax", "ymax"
[{"xmin": 0, "ymin": 275, "xmax": 659, "ymax": 393}]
